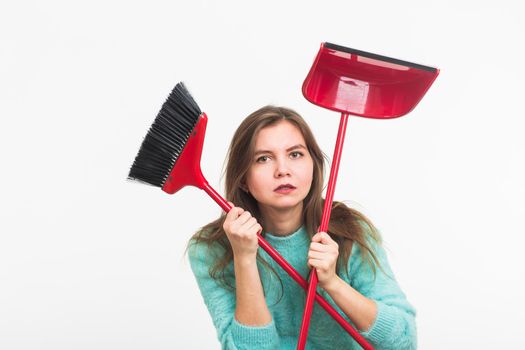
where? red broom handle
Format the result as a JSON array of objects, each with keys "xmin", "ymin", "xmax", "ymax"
[
  {"xmin": 200, "ymin": 181, "xmax": 372, "ymax": 349},
  {"xmin": 297, "ymin": 113, "xmax": 372, "ymax": 350}
]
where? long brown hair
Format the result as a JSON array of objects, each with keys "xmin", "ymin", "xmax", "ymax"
[{"xmin": 186, "ymin": 106, "xmax": 384, "ymax": 294}]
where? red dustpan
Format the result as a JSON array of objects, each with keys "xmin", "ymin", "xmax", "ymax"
[
  {"xmin": 297, "ymin": 42, "xmax": 439, "ymax": 350},
  {"xmin": 302, "ymin": 42, "xmax": 439, "ymax": 118}
]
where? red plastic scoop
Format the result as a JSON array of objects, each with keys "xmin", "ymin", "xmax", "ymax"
[
  {"xmin": 303, "ymin": 42, "xmax": 439, "ymax": 118},
  {"xmin": 298, "ymin": 42, "xmax": 439, "ymax": 350}
]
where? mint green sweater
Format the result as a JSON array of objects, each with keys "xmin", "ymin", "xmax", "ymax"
[{"xmin": 188, "ymin": 226, "xmax": 416, "ymax": 349}]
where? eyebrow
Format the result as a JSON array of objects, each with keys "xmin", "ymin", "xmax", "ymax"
[{"xmin": 253, "ymin": 144, "xmax": 307, "ymax": 156}]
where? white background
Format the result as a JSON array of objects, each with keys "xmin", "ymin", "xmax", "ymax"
[{"xmin": 1, "ymin": 1, "xmax": 524, "ymax": 349}]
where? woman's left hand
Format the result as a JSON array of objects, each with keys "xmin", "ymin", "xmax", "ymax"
[{"xmin": 307, "ymin": 231, "xmax": 339, "ymax": 290}]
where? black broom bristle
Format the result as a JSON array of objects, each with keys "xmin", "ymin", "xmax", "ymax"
[{"xmin": 128, "ymin": 82, "xmax": 202, "ymax": 188}]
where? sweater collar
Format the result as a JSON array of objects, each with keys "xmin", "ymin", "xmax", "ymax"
[{"xmin": 263, "ymin": 226, "xmax": 310, "ymax": 248}]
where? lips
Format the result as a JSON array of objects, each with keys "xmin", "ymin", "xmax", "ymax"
[{"xmin": 274, "ymin": 183, "xmax": 296, "ymax": 191}]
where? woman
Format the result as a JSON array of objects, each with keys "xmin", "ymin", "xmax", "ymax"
[{"xmin": 187, "ymin": 106, "xmax": 416, "ymax": 349}]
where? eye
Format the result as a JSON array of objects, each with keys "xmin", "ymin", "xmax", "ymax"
[
  {"xmin": 290, "ymin": 151, "xmax": 303, "ymax": 159},
  {"xmin": 256, "ymin": 155, "xmax": 270, "ymax": 163}
]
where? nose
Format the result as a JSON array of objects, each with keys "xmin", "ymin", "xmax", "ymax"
[{"xmin": 274, "ymin": 157, "xmax": 291, "ymax": 178}]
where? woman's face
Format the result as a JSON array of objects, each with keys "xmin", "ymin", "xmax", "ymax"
[{"xmin": 245, "ymin": 120, "xmax": 314, "ymax": 213}]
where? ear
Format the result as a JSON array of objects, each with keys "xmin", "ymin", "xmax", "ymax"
[{"xmin": 240, "ymin": 182, "xmax": 250, "ymax": 193}]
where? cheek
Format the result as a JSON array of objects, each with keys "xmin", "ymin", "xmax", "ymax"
[
  {"xmin": 302, "ymin": 160, "xmax": 314, "ymax": 183},
  {"xmin": 245, "ymin": 170, "xmax": 255, "ymax": 190},
  {"xmin": 245, "ymin": 166, "xmax": 266, "ymax": 191}
]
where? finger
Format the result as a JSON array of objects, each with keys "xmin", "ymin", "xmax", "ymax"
[
  {"xmin": 236, "ymin": 211, "xmax": 254, "ymax": 225},
  {"xmin": 318, "ymin": 232, "xmax": 334, "ymax": 244},
  {"xmin": 308, "ymin": 258, "xmax": 330, "ymax": 271},
  {"xmin": 226, "ymin": 202, "xmax": 239, "ymax": 213},
  {"xmin": 312, "ymin": 231, "xmax": 330, "ymax": 241},
  {"xmin": 307, "ymin": 258, "xmax": 320, "ymax": 269},
  {"xmin": 309, "ymin": 242, "xmax": 328, "ymax": 252},
  {"xmin": 240, "ymin": 217, "xmax": 258, "ymax": 233},
  {"xmin": 233, "ymin": 221, "xmax": 257, "ymax": 239},
  {"xmin": 307, "ymin": 250, "xmax": 326, "ymax": 260},
  {"xmin": 224, "ymin": 207, "xmax": 245, "ymax": 233},
  {"xmin": 317, "ymin": 232, "xmax": 338, "ymax": 248},
  {"xmin": 247, "ymin": 222, "xmax": 263, "ymax": 237},
  {"xmin": 227, "ymin": 205, "xmax": 244, "ymax": 219}
]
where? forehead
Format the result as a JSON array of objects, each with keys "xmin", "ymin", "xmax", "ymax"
[{"xmin": 254, "ymin": 120, "xmax": 306, "ymax": 149}]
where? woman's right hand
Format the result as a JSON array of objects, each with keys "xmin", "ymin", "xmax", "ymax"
[{"xmin": 223, "ymin": 202, "xmax": 262, "ymax": 260}]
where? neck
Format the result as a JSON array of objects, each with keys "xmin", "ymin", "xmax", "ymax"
[{"xmin": 259, "ymin": 203, "xmax": 303, "ymax": 236}]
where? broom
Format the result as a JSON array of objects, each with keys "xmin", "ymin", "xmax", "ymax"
[{"xmin": 127, "ymin": 82, "xmax": 373, "ymax": 349}]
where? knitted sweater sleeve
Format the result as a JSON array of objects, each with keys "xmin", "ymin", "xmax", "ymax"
[
  {"xmin": 349, "ymin": 239, "xmax": 417, "ymax": 350},
  {"xmin": 187, "ymin": 240, "xmax": 280, "ymax": 350}
]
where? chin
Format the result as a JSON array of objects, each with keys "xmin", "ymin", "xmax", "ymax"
[
  {"xmin": 255, "ymin": 192, "xmax": 307, "ymax": 211},
  {"xmin": 269, "ymin": 198, "xmax": 304, "ymax": 210}
]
